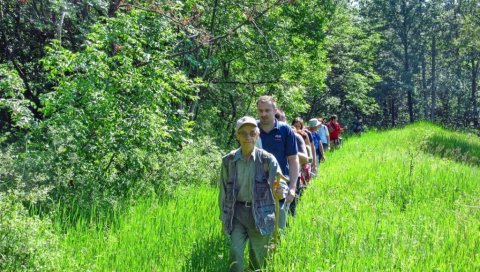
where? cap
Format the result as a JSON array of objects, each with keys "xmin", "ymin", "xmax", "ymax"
[
  {"xmin": 308, "ymin": 118, "xmax": 320, "ymax": 128},
  {"xmin": 236, "ymin": 116, "xmax": 258, "ymax": 132}
]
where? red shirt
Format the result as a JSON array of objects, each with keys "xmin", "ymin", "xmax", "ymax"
[{"xmin": 327, "ymin": 121, "xmax": 342, "ymax": 140}]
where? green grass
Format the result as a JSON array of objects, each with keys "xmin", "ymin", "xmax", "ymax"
[
  {"xmin": 55, "ymin": 122, "xmax": 480, "ymax": 271},
  {"xmin": 272, "ymin": 122, "xmax": 480, "ymax": 271},
  {"xmin": 56, "ymin": 188, "xmax": 229, "ymax": 271}
]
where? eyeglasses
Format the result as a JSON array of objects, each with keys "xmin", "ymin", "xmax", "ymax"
[{"xmin": 237, "ymin": 131, "xmax": 258, "ymax": 138}]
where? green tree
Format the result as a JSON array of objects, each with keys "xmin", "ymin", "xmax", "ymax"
[
  {"xmin": 319, "ymin": 2, "xmax": 381, "ymax": 123},
  {"xmin": 38, "ymin": 10, "xmax": 198, "ymax": 209},
  {"xmin": 0, "ymin": 0, "xmax": 110, "ymax": 129}
]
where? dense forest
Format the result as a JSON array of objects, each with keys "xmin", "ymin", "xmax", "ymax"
[{"xmin": 1, "ymin": 0, "xmax": 479, "ymax": 270}]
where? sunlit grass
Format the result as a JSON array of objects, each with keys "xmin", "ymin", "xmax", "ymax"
[
  {"xmin": 56, "ymin": 187, "xmax": 229, "ymax": 271},
  {"xmin": 56, "ymin": 122, "xmax": 480, "ymax": 271},
  {"xmin": 271, "ymin": 122, "xmax": 480, "ymax": 271}
]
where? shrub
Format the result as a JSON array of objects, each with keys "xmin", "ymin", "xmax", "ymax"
[
  {"xmin": 155, "ymin": 136, "xmax": 224, "ymax": 195},
  {"xmin": 0, "ymin": 64, "xmax": 35, "ymax": 131},
  {"xmin": 0, "ymin": 192, "xmax": 59, "ymax": 272},
  {"xmin": 35, "ymin": 10, "xmax": 199, "ymax": 210}
]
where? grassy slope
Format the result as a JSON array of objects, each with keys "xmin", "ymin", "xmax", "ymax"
[
  {"xmin": 272, "ymin": 122, "xmax": 480, "ymax": 271},
  {"xmin": 57, "ymin": 122, "xmax": 480, "ymax": 271}
]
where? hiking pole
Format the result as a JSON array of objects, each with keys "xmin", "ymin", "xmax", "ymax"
[{"xmin": 273, "ymin": 172, "xmax": 289, "ymax": 252}]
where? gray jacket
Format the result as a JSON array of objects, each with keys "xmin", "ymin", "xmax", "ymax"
[{"xmin": 219, "ymin": 148, "xmax": 279, "ymax": 235}]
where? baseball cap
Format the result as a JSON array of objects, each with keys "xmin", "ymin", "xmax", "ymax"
[{"xmin": 236, "ymin": 116, "xmax": 258, "ymax": 132}]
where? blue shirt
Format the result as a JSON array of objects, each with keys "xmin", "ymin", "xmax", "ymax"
[
  {"xmin": 305, "ymin": 130, "xmax": 313, "ymax": 144},
  {"xmin": 257, "ymin": 119, "xmax": 298, "ymax": 176},
  {"xmin": 318, "ymin": 124, "xmax": 329, "ymax": 144},
  {"xmin": 311, "ymin": 130, "xmax": 321, "ymax": 150}
]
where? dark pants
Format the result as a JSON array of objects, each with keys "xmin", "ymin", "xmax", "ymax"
[{"xmin": 289, "ymin": 177, "xmax": 303, "ymax": 216}]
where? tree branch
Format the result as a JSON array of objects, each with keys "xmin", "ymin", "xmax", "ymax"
[
  {"xmin": 166, "ymin": 0, "xmax": 289, "ymax": 58},
  {"xmin": 210, "ymin": 80, "xmax": 281, "ymax": 85}
]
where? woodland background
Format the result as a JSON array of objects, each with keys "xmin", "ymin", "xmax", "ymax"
[{"xmin": 0, "ymin": 0, "xmax": 479, "ymax": 270}]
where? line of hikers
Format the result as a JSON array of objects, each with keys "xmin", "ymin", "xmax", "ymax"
[{"xmin": 219, "ymin": 95, "xmax": 345, "ymax": 272}]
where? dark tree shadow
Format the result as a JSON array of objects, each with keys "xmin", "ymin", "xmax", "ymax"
[
  {"xmin": 182, "ymin": 235, "xmax": 230, "ymax": 272},
  {"xmin": 421, "ymin": 134, "xmax": 480, "ymax": 166}
]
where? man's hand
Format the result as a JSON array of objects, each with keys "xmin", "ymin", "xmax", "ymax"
[
  {"xmin": 286, "ymin": 188, "xmax": 296, "ymax": 203},
  {"xmin": 274, "ymin": 172, "xmax": 289, "ymax": 200},
  {"xmin": 311, "ymin": 163, "xmax": 316, "ymax": 172},
  {"xmin": 274, "ymin": 186, "xmax": 284, "ymax": 200}
]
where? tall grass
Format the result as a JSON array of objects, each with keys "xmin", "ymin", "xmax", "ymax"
[
  {"xmin": 56, "ymin": 122, "xmax": 480, "ymax": 271},
  {"xmin": 56, "ymin": 187, "xmax": 229, "ymax": 271},
  {"xmin": 271, "ymin": 122, "xmax": 480, "ymax": 271}
]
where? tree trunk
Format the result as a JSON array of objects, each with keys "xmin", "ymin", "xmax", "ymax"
[
  {"xmin": 108, "ymin": 0, "xmax": 121, "ymax": 17},
  {"xmin": 430, "ymin": 33, "xmax": 437, "ymax": 122},
  {"xmin": 227, "ymin": 93, "xmax": 237, "ymax": 145},
  {"xmin": 421, "ymin": 46, "xmax": 428, "ymax": 119},
  {"xmin": 403, "ymin": 41, "xmax": 414, "ymax": 123},
  {"xmin": 390, "ymin": 97, "xmax": 396, "ymax": 127},
  {"xmin": 189, "ymin": 0, "xmax": 220, "ymax": 121},
  {"xmin": 57, "ymin": 8, "xmax": 66, "ymax": 44},
  {"xmin": 471, "ymin": 57, "xmax": 479, "ymax": 127},
  {"xmin": 400, "ymin": 0, "xmax": 414, "ymax": 123}
]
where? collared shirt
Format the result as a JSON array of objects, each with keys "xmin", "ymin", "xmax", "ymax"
[
  {"xmin": 219, "ymin": 147, "xmax": 286, "ymax": 205},
  {"xmin": 258, "ymin": 119, "xmax": 298, "ymax": 177},
  {"xmin": 233, "ymin": 148, "xmax": 256, "ymax": 202},
  {"xmin": 318, "ymin": 124, "xmax": 329, "ymax": 144}
]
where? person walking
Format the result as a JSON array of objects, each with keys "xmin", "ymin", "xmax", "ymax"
[
  {"xmin": 219, "ymin": 116, "xmax": 287, "ymax": 272},
  {"xmin": 256, "ymin": 95, "xmax": 299, "ymax": 229},
  {"xmin": 307, "ymin": 118, "xmax": 325, "ymax": 173},
  {"xmin": 326, "ymin": 115, "xmax": 345, "ymax": 150},
  {"xmin": 317, "ymin": 117, "xmax": 330, "ymax": 156},
  {"xmin": 292, "ymin": 117, "xmax": 313, "ymax": 186}
]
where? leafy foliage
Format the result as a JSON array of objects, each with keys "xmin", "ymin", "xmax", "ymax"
[
  {"xmin": 0, "ymin": 64, "xmax": 35, "ymax": 131},
  {"xmin": 320, "ymin": 2, "xmax": 381, "ymax": 120},
  {"xmin": 0, "ymin": 192, "xmax": 59, "ymax": 272},
  {"xmin": 36, "ymin": 10, "xmax": 198, "ymax": 209},
  {"xmin": 155, "ymin": 136, "xmax": 223, "ymax": 195}
]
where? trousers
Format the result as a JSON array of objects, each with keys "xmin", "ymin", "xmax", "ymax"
[{"xmin": 228, "ymin": 203, "xmax": 272, "ymax": 272}]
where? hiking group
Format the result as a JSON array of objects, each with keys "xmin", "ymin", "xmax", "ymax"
[{"xmin": 219, "ymin": 95, "xmax": 346, "ymax": 271}]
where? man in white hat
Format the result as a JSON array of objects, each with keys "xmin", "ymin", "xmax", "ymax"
[
  {"xmin": 307, "ymin": 118, "xmax": 325, "ymax": 173},
  {"xmin": 219, "ymin": 116, "xmax": 287, "ymax": 272}
]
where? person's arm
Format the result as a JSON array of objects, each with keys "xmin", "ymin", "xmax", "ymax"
[
  {"xmin": 303, "ymin": 132, "xmax": 311, "ymax": 146},
  {"xmin": 325, "ymin": 126, "xmax": 330, "ymax": 149},
  {"xmin": 318, "ymin": 140, "xmax": 325, "ymax": 160},
  {"xmin": 309, "ymin": 132, "xmax": 317, "ymax": 171},
  {"xmin": 302, "ymin": 134, "xmax": 313, "ymax": 162},
  {"xmin": 285, "ymin": 127, "xmax": 299, "ymax": 203},
  {"xmin": 287, "ymin": 155, "xmax": 300, "ymax": 203},
  {"xmin": 218, "ymin": 159, "xmax": 228, "ymax": 220},
  {"xmin": 296, "ymin": 134, "xmax": 308, "ymax": 165}
]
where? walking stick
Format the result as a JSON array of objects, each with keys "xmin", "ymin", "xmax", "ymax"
[{"xmin": 273, "ymin": 172, "xmax": 288, "ymax": 252}]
